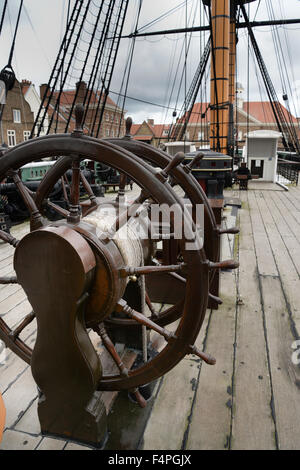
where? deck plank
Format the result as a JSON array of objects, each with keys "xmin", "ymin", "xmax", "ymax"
[
  {"xmin": 185, "ymin": 269, "xmax": 236, "ymax": 450},
  {"xmin": 0, "ymin": 429, "xmax": 42, "ymax": 450},
  {"xmin": 142, "ymin": 312, "xmax": 211, "ymax": 450},
  {"xmin": 255, "ymin": 191, "xmax": 300, "ymax": 330},
  {"xmin": 2, "ymin": 367, "xmax": 38, "ymax": 429},
  {"xmin": 263, "ymin": 191, "xmax": 300, "ymax": 277},
  {"xmin": 269, "ymin": 191, "xmax": 300, "ymax": 241},
  {"xmin": 261, "ymin": 276, "xmax": 300, "ymax": 450},
  {"xmin": 247, "ymin": 192, "xmax": 278, "ymax": 277},
  {"xmin": 231, "ymin": 191, "xmax": 276, "ymax": 450}
]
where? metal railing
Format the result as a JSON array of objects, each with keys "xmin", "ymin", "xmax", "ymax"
[{"xmin": 277, "ymin": 159, "xmax": 299, "ymax": 185}]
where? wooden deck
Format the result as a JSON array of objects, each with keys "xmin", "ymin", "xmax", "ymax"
[{"xmin": 1, "ymin": 181, "xmax": 300, "ymax": 450}]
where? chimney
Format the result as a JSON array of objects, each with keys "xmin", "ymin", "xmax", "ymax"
[
  {"xmin": 21, "ymin": 79, "xmax": 31, "ymax": 87},
  {"xmin": 75, "ymin": 81, "xmax": 87, "ymax": 103},
  {"xmin": 40, "ymin": 83, "xmax": 50, "ymax": 100},
  {"xmin": 147, "ymin": 118, "xmax": 154, "ymax": 126}
]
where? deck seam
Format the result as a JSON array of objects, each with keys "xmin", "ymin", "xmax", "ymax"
[
  {"xmin": 2, "ymin": 364, "xmax": 30, "ymax": 395},
  {"xmin": 228, "ymin": 207, "xmax": 240, "ymax": 450},
  {"xmin": 254, "ymin": 192, "xmax": 300, "ymax": 343},
  {"xmin": 263, "ymin": 193, "xmax": 300, "ymax": 279},
  {"xmin": 180, "ymin": 308, "xmax": 214, "ymax": 450},
  {"xmin": 248, "ymin": 191, "xmax": 279, "ymax": 449},
  {"xmin": 10, "ymin": 394, "xmax": 38, "ymax": 429}
]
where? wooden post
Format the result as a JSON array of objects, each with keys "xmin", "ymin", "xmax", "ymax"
[{"xmin": 14, "ymin": 226, "xmax": 108, "ymax": 447}]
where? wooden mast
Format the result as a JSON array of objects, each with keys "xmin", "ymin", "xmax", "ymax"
[
  {"xmin": 209, "ymin": 0, "xmax": 230, "ymax": 154},
  {"xmin": 228, "ymin": 1, "xmax": 237, "ymax": 156},
  {"xmin": 209, "ymin": 1, "xmax": 256, "ymax": 154}
]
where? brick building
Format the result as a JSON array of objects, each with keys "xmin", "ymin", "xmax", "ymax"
[
  {"xmin": 172, "ymin": 84, "xmax": 300, "ymax": 149},
  {"xmin": 39, "ymin": 81, "xmax": 125, "ymax": 138},
  {"xmin": 131, "ymin": 84, "xmax": 299, "ymax": 151},
  {"xmin": 131, "ymin": 119, "xmax": 171, "ymax": 148},
  {"xmin": 0, "ymin": 78, "xmax": 35, "ymax": 148}
]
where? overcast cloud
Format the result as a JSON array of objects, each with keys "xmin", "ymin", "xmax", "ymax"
[{"xmin": 0, "ymin": 0, "xmax": 299, "ymax": 125}]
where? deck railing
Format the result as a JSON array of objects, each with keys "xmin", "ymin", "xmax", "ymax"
[{"xmin": 277, "ymin": 159, "xmax": 299, "ymax": 185}]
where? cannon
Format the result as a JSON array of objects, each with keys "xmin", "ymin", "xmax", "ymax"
[
  {"xmin": 0, "ymin": 160, "xmax": 104, "ymax": 224},
  {"xmin": 0, "ymin": 106, "xmax": 239, "ymax": 447}
]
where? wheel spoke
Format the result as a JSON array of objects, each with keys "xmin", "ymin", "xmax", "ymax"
[
  {"xmin": 67, "ymin": 157, "xmax": 81, "ymax": 224},
  {"xmin": 108, "ymin": 188, "xmax": 149, "ymax": 237},
  {"xmin": 45, "ymin": 199, "xmax": 70, "ymax": 218},
  {"xmin": 80, "ymin": 170, "xmax": 98, "ymax": 208},
  {"xmin": 145, "ymin": 291, "xmax": 158, "ymax": 319},
  {"xmin": 208, "ymin": 259, "xmax": 239, "ymax": 270},
  {"xmin": 0, "ymin": 276, "xmax": 18, "ymax": 284},
  {"xmin": 119, "ymin": 263, "xmax": 186, "ymax": 278},
  {"xmin": 156, "ymin": 152, "xmax": 185, "ymax": 182},
  {"xmin": 9, "ymin": 312, "xmax": 36, "ymax": 341},
  {"xmin": 61, "ymin": 176, "xmax": 69, "ymax": 204},
  {"xmin": 0, "ymin": 229, "xmax": 19, "ymax": 247},
  {"xmin": 116, "ymin": 299, "xmax": 216, "ymax": 366},
  {"xmin": 94, "ymin": 323, "xmax": 129, "ymax": 377},
  {"xmin": 116, "ymin": 172, "xmax": 127, "ymax": 201},
  {"xmin": 116, "ymin": 299, "xmax": 176, "ymax": 342},
  {"xmin": 7, "ymin": 170, "xmax": 43, "ymax": 229},
  {"xmin": 94, "ymin": 322, "xmax": 147, "ymax": 408}
]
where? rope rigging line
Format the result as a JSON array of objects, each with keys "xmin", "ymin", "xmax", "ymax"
[
  {"xmin": 31, "ymin": 0, "xmax": 129, "ymax": 139},
  {"xmin": 170, "ymin": 37, "xmax": 210, "ymax": 142},
  {"xmin": 91, "ymin": 0, "xmax": 130, "ymax": 138},
  {"xmin": 240, "ymin": 4, "xmax": 300, "ymax": 155},
  {"xmin": 265, "ymin": 0, "xmax": 299, "ymax": 146},
  {"xmin": 6, "ymin": 0, "xmax": 24, "ymax": 68},
  {"xmin": 0, "ymin": 0, "xmax": 24, "ymax": 127},
  {"xmin": 163, "ymin": 0, "xmax": 202, "ymax": 143},
  {"xmin": 117, "ymin": 0, "xmax": 143, "ymax": 137},
  {"xmin": 31, "ymin": 0, "xmax": 85, "ymax": 137},
  {"xmin": 0, "ymin": 0, "xmax": 8, "ymax": 37}
]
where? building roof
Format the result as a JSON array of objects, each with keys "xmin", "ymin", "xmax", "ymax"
[
  {"xmin": 131, "ymin": 121, "xmax": 170, "ymax": 139},
  {"xmin": 175, "ymin": 103, "xmax": 210, "ymax": 125},
  {"xmin": 178, "ymin": 101, "xmax": 298, "ymax": 126},
  {"xmin": 133, "ymin": 135, "xmax": 153, "ymax": 141},
  {"xmin": 52, "ymin": 89, "xmax": 121, "ymax": 111},
  {"xmin": 243, "ymin": 101, "xmax": 298, "ymax": 125}
]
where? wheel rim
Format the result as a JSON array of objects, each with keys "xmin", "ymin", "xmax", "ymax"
[{"xmin": 0, "ymin": 135, "xmax": 209, "ymax": 390}]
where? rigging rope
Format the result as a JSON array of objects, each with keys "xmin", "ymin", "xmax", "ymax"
[{"xmin": 0, "ymin": 0, "xmax": 8, "ymax": 37}]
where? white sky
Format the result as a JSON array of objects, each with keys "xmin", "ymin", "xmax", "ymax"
[{"xmin": 0, "ymin": 0, "xmax": 299, "ymax": 124}]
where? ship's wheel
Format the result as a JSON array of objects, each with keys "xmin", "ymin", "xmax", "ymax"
[
  {"xmin": 33, "ymin": 117, "xmax": 238, "ymax": 330},
  {"xmin": 0, "ymin": 107, "xmax": 238, "ymax": 396}
]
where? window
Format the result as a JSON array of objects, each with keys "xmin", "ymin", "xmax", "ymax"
[
  {"xmin": 7, "ymin": 130, "xmax": 16, "ymax": 147},
  {"xmin": 13, "ymin": 109, "xmax": 21, "ymax": 123},
  {"xmin": 111, "ymin": 113, "xmax": 114, "ymax": 122},
  {"xmin": 106, "ymin": 129, "xmax": 110, "ymax": 137},
  {"xmin": 106, "ymin": 113, "xmax": 109, "ymax": 122},
  {"xmin": 198, "ymin": 131, "xmax": 204, "ymax": 140},
  {"xmin": 163, "ymin": 129, "xmax": 169, "ymax": 136},
  {"xmin": 111, "ymin": 129, "xmax": 114, "ymax": 138},
  {"xmin": 23, "ymin": 131, "xmax": 31, "ymax": 141}
]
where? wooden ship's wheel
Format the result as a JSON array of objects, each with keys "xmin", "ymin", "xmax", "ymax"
[
  {"xmin": 0, "ymin": 107, "xmax": 238, "ymax": 445},
  {"xmin": 33, "ymin": 117, "xmax": 238, "ymax": 330}
]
